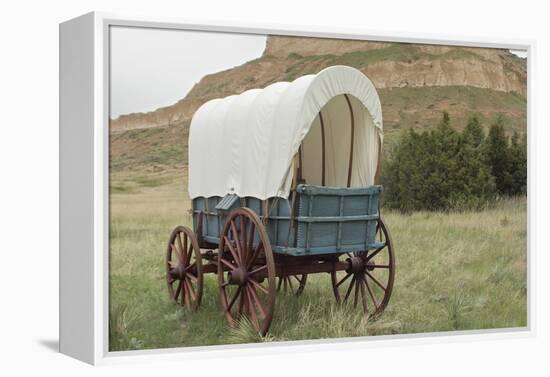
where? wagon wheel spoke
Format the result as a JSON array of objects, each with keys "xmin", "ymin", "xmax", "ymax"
[
  {"xmin": 174, "ymin": 233, "xmax": 182, "ymax": 256},
  {"xmin": 289, "ymin": 277, "xmax": 297, "ymax": 294},
  {"xmin": 240, "ymin": 215, "xmax": 248, "ymax": 263},
  {"xmin": 181, "ymin": 279, "xmax": 189, "ymax": 307},
  {"xmin": 353, "ymin": 276, "xmax": 360, "ymax": 307},
  {"xmin": 230, "ymin": 221, "xmax": 243, "ymax": 265},
  {"xmin": 181, "ymin": 232, "xmax": 188, "ymax": 264},
  {"xmin": 277, "ymin": 274, "xmax": 307, "ymax": 296},
  {"xmin": 176, "ymin": 232, "xmax": 186, "ymax": 263},
  {"xmin": 224, "ymin": 236, "xmax": 241, "ymax": 266},
  {"xmin": 238, "ymin": 289, "xmax": 246, "ymax": 319},
  {"xmin": 359, "ymin": 278, "xmax": 369, "ymax": 314},
  {"xmin": 174, "ymin": 281, "xmax": 183, "ymax": 304},
  {"xmin": 245, "ymin": 288, "xmax": 260, "ymax": 329},
  {"xmin": 241, "ymin": 288, "xmax": 251, "ymax": 322},
  {"xmin": 185, "ymin": 272, "xmax": 198, "ymax": 282},
  {"xmin": 364, "ymin": 278, "xmax": 379, "ymax": 311},
  {"xmin": 184, "ymin": 278, "xmax": 196, "ymax": 302},
  {"xmin": 365, "ymin": 245, "xmax": 385, "ymax": 263},
  {"xmin": 246, "ymin": 243, "xmax": 263, "ymax": 269},
  {"xmin": 170, "ymin": 244, "xmax": 181, "ymax": 263},
  {"xmin": 248, "ymin": 285, "xmax": 268, "ymax": 319},
  {"xmin": 227, "ymin": 287, "xmax": 242, "ymax": 311},
  {"xmin": 220, "ymin": 258, "xmax": 237, "ymax": 270},
  {"xmin": 247, "ymin": 222, "xmax": 255, "ymax": 253},
  {"xmin": 249, "ymin": 265, "xmax": 267, "ymax": 276},
  {"xmin": 248, "ymin": 277, "xmax": 269, "ymax": 295},
  {"xmin": 185, "ymin": 244, "xmax": 193, "ymax": 266},
  {"xmin": 336, "ymin": 272, "xmax": 352, "ymax": 288},
  {"xmin": 183, "ymin": 277, "xmax": 194, "ymax": 308},
  {"xmin": 366, "ymin": 271, "xmax": 387, "ymax": 291},
  {"xmin": 344, "ymin": 275, "xmax": 356, "ymax": 302}
]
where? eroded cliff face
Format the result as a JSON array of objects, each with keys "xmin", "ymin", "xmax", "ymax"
[
  {"xmin": 110, "ymin": 35, "xmax": 526, "ymax": 132},
  {"xmin": 264, "ymin": 36, "xmax": 526, "ymax": 94},
  {"xmin": 264, "ymin": 35, "xmax": 392, "ymax": 57},
  {"xmin": 362, "ymin": 56, "xmax": 525, "ymax": 92}
]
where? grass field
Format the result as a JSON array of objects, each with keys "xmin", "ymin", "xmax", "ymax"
[{"xmin": 108, "ymin": 174, "xmax": 527, "ymax": 351}]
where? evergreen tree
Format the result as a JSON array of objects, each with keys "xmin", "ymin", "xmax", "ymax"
[
  {"xmin": 462, "ymin": 115, "xmax": 484, "ymax": 148},
  {"xmin": 509, "ymin": 131, "xmax": 527, "ymax": 194},
  {"xmin": 486, "ymin": 114, "xmax": 514, "ymax": 195},
  {"xmin": 384, "ymin": 112, "xmax": 461, "ymax": 211},
  {"xmin": 383, "ymin": 112, "xmax": 524, "ymax": 212},
  {"xmin": 426, "ymin": 111, "xmax": 461, "ymax": 209},
  {"xmin": 454, "ymin": 115, "xmax": 496, "ymax": 207},
  {"xmin": 383, "ymin": 129, "xmax": 426, "ymax": 211}
]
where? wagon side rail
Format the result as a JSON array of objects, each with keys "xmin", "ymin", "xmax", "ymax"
[{"xmin": 276, "ymin": 184, "xmax": 384, "ymax": 256}]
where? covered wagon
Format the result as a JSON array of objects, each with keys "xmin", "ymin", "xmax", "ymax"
[{"xmin": 166, "ymin": 65, "xmax": 395, "ymax": 335}]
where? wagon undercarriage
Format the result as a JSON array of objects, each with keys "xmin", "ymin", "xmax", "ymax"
[
  {"xmin": 166, "ymin": 203, "xmax": 394, "ymax": 336},
  {"xmin": 177, "ymin": 252, "xmax": 380, "ymax": 281}
]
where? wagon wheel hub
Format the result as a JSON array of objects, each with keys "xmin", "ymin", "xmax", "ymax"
[
  {"xmin": 169, "ymin": 263, "xmax": 186, "ymax": 280},
  {"xmin": 227, "ymin": 267, "xmax": 248, "ymax": 286},
  {"xmin": 347, "ymin": 256, "xmax": 367, "ymax": 274}
]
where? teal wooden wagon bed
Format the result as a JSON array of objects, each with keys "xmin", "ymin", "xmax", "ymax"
[
  {"xmin": 165, "ymin": 66, "xmax": 395, "ymax": 336},
  {"xmin": 193, "ymin": 184, "xmax": 384, "ymax": 256}
]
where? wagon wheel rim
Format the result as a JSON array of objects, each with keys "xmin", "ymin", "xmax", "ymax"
[
  {"xmin": 166, "ymin": 226, "xmax": 203, "ymax": 310},
  {"xmin": 331, "ymin": 217, "xmax": 395, "ymax": 318},
  {"xmin": 277, "ymin": 274, "xmax": 308, "ymax": 296},
  {"xmin": 218, "ymin": 208, "xmax": 276, "ymax": 336}
]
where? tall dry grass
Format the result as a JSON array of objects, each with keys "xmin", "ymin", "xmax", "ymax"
[{"xmin": 109, "ymin": 179, "xmax": 527, "ymax": 351}]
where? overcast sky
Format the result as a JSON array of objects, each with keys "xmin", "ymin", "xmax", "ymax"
[
  {"xmin": 110, "ymin": 27, "xmax": 266, "ymax": 118},
  {"xmin": 110, "ymin": 27, "xmax": 528, "ymax": 118}
]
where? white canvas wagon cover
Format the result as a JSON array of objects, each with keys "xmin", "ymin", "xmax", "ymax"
[{"xmin": 188, "ymin": 65, "xmax": 383, "ymax": 200}]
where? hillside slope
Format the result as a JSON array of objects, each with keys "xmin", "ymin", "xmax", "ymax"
[
  {"xmin": 111, "ymin": 36, "xmax": 526, "ymax": 132},
  {"xmin": 110, "ymin": 36, "xmax": 526, "ymax": 178}
]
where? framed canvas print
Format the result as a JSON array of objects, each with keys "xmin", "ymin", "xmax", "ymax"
[{"xmin": 59, "ymin": 12, "xmax": 532, "ymax": 365}]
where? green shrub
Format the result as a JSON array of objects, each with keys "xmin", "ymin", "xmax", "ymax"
[{"xmin": 382, "ymin": 112, "xmax": 526, "ymax": 211}]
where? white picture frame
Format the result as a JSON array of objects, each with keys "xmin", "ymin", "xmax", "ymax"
[{"xmin": 59, "ymin": 11, "xmax": 534, "ymax": 365}]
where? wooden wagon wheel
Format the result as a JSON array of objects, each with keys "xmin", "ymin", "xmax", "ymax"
[
  {"xmin": 277, "ymin": 274, "xmax": 308, "ymax": 296},
  {"xmin": 166, "ymin": 226, "xmax": 203, "ymax": 309},
  {"xmin": 218, "ymin": 208, "xmax": 276, "ymax": 336},
  {"xmin": 331, "ymin": 217, "xmax": 395, "ymax": 318}
]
